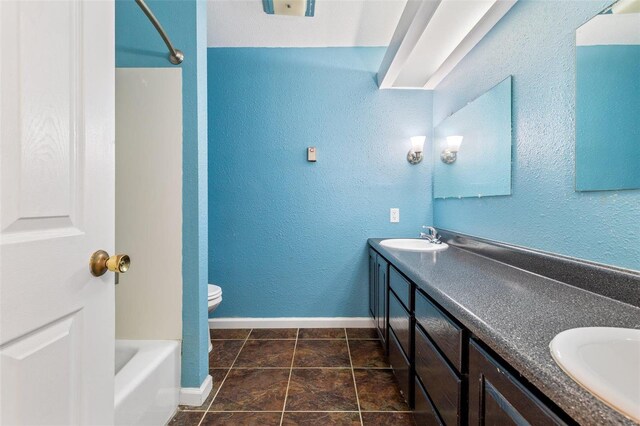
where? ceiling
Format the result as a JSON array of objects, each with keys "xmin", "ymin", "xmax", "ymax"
[{"xmin": 207, "ymin": 0, "xmax": 408, "ymax": 47}]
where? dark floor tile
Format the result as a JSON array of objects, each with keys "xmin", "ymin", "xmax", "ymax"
[
  {"xmin": 282, "ymin": 412, "xmax": 361, "ymax": 425},
  {"xmin": 249, "ymin": 328, "xmax": 298, "ymax": 339},
  {"xmin": 234, "ymin": 339, "xmax": 295, "ymax": 367},
  {"xmin": 209, "ymin": 368, "xmax": 289, "ymax": 411},
  {"xmin": 349, "ymin": 340, "xmax": 389, "ymax": 368},
  {"xmin": 209, "ymin": 328, "xmax": 251, "ymax": 340},
  {"xmin": 201, "ymin": 411, "xmax": 281, "ymax": 426},
  {"xmin": 346, "ymin": 328, "xmax": 379, "ymax": 339},
  {"xmin": 168, "ymin": 410, "xmax": 204, "ymax": 426},
  {"xmin": 180, "ymin": 369, "xmax": 229, "ymax": 410},
  {"xmin": 294, "ymin": 340, "xmax": 351, "ymax": 367},
  {"xmin": 298, "ymin": 328, "xmax": 346, "ymax": 339},
  {"xmin": 209, "ymin": 340, "xmax": 244, "ymax": 368},
  {"xmin": 286, "ymin": 369, "xmax": 358, "ymax": 411},
  {"xmin": 361, "ymin": 412, "xmax": 415, "ymax": 426},
  {"xmin": 210, "ymin": 368, "xmax": 229, "ymax": 395},
  {"xmin": 355, "ymin": 369, "xmax": 409, "ymax": 411}
]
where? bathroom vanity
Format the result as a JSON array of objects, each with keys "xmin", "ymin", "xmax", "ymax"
[{"xmin": 368, "ymin": 233, "xmax": 640, "ymax": 425}]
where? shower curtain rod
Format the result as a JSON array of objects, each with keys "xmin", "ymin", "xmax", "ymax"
[{"xmin": 135, "ymin": 0, "xmax": 184, "ymax": 65}]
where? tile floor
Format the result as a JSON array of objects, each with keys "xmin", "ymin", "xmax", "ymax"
[{"xmin": 169, "ymin": 328, "xmax": 415, "ymax": 426}]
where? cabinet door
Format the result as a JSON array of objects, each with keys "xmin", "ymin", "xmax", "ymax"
[
  {"xmin": 368, "ymin": 249, "xmax": 377, "ymax": 318},
  {"xmin": 376, "ymin": 255, "xmax": 388, "ymax": 344},
  {"xmin": 469, "ymin": 341, "xmax": 567, "ymax": 426}
]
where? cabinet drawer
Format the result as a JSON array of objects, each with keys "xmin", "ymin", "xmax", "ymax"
[
  {"xmin": 415, "ymin": 325, "xmax": 462, "ymax": 426},
  {"xmin": 469, "ymin": 341, "xmax": 567, "ymax": 425},
  {"xmin": 415, "ymin": 290, "xmax": 464, "ymax": 373},
  {"xmin": 415, "ymin": 377, "xmax": 444, "ymax": 426},
  {"xmin": 389, "ymin": 266, "xmax": 411, "ymax": 310},
  {"xmin": 389, "ymin": 329, "xmax": 411, "ymax": 404},
  {"xmin": 389, "ymin": 291, "xmax": 411, "ymax": 358}
]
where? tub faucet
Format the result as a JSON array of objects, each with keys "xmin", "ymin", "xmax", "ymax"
[{"xmin": 419, "ymin": 226, "xmax": 442, "ymax": 244}]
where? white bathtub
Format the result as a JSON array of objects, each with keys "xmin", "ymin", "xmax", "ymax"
[{"xmin": 114, "ymin": 340, "xmax": 181, "ymax": 426}]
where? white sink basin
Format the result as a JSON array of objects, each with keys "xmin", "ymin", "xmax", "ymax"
[
  {"xmin": 379, "ymin": 239, "xmax": 449, "ymax": 252},
  {"xmin": 550, "ymin": 327, "xmax": 640, "ymax": 421}
]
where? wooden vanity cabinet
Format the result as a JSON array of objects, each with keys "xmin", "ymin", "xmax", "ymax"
[
  {"xmin": 368, "ymin": 249, "xmax": 388, "ymax": 348},
  {"xmin": 368, "ymin": 246, "xmax": 573, "ymax": 426},
  {"xmin": 388, "ymin": 266, "xmax": 413, "ymax": 405},
  {"xmin": 468, "ymin": 341, "xmax": 567, "ymax": 426},
  {"xmin": 368, "ymin": 248, "xmax": 376, "ymax": 318},
  {"xmin": 415, "ymin": 325, "xmax": 463, "ymax": 425}
]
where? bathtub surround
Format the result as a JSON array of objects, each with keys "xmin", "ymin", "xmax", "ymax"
[
  {"xmin": 115, "ymin": 68, "xmax": 183, "ymax": 340},
  {"xmin": 116, "ymin": 0, "xmax": 210, "ymax": 399},
  {"xmin": 208, "ymin": 47, "xmax": 433, "ymax": 319},
  {"xmin": 432, "ymin": 0, "xmax": 640, "ymax": 271}
]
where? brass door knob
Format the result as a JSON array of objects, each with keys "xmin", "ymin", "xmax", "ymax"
[{"xmin": 90, "ymin": 250, "xmax": 131, "ymax": 277}]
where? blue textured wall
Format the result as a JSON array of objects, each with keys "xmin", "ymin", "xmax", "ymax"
[
  {"xmin": 576, "ymin": 45, "xmax": 640, "ymax": 191},
  {"xmin": 433, "ymin": 0, "xmax": 640, "ymax": 271},
  {"xmin": 208, "ymin": 48, "xmax": 433, "ymax": 317},
  {"xmin": 116, "ymin": 0, "xmax": 209, "ymax": 388}
]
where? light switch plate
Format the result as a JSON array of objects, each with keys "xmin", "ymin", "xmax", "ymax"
[
  {"xmin": 390, "ymin": 208, "xmax": 400, "ymax": 223},
  {"xmin": 307, "ymin": 147, "xmax": 316, "ymax": 162}
]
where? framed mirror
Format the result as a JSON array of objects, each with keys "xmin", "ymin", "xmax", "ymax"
[{"xmin": 575, "ymin": 0, "xmax": 640, "ymax": 191}]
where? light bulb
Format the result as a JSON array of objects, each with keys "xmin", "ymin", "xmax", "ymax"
[
  {"xmin": 446, "ymin": 136, "xmax": 463, "ymax": 152},
  {"xmin": 410, "ymin": 136, "xmax": 426, "ymax": 153}
]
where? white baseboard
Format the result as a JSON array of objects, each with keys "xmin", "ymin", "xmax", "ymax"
[
  {"xmin": 179, "ymin": 374, "xmax": 212, "ymax": 406},
  {"xmin": 208, "ymin": 317, "xmax": 374, "ymax": 329}
]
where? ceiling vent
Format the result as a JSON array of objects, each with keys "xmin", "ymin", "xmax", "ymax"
[{"xmin": 263, "ymin": 0, "xmax": 316, "ymax": 17}]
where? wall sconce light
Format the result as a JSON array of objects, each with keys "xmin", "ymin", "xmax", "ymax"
[
  {"xmin": 441, "ymin": 136, "xmax": 463, "ymax": 164},
  {"xmin": 407, "ymin": 136, "xmax": 426, "ymax": 165}
]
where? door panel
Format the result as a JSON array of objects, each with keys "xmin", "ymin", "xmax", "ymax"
[
  {"xmin": 0, "ymin": 313, "xmax": 81, "ymax": 425},
  {"xmin": 0, "ymin": 0, "xmax": 115, "ymax": 424}
]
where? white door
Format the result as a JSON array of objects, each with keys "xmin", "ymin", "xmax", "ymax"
[{"xmin": 0, "ymin": 0, "xmax": 115, "ymax": 425}]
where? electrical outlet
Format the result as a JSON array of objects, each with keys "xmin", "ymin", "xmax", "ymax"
[{"xmin": 390, "ymin": 208, "xmax": 400, "ymax": 223}]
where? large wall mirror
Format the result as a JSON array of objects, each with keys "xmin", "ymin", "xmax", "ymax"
[
  {"xmin": 575, "ymin": 0, "xmax": 640, "ymax": 191},
  {"xmin": 433, "ymin": 76, "xmax": 512, "ymax": 199}
]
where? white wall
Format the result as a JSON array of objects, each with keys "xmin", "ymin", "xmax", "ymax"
[{"xmin": 115, "ymin": 68, "xmax": 183, "ymax": 340}]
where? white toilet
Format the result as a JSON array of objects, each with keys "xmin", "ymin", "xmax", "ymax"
[
  {"xmin": 208, "ymin": 284, "xmax": 222, "ymax": 313},
  {"xmin": 208, "ymin": 284, "xmax": 222, "ymax": 353}
]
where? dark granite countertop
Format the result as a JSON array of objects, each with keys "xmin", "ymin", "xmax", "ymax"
[{"xmin": 368, "ymin": 238, "xmax": 640, "ymax": 426}]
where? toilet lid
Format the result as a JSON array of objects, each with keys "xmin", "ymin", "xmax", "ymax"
[{"xmin": 208, "ymin": 284, "xmax": 222, "ymax": 299}]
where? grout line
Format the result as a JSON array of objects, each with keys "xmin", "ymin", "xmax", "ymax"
[
  {"xmin": 220, "ymin": 366, "xmax": 352, "ymax": 370},
  {"xmin": 210, "ymin": 338, "xmax": 379, "ymax": 342},
  {"xmin": 295, "ymin": 338, "xmax": 347, "ymax": 340},
  {"xmin": 345, "ymin": 328, "xmax": 364, "ymax": 426},
  {"xmin": 206, "ymin": 410, "xmax": 284, "ymax": 413},
  {"xmin": 247, "ymin": 338, "xmax": 298, "ymax": 341},
  {"xmin": 283, "ymin": 410, "xmax": 414, "ymax": 413},
  {"xmin": 196, "ymin": 328, "xmax": 253, "ymax": 426},
  {"xmin": 211, "ymin": 338, "xmax": 297, "ymax": 341},
  {"xmin": 206, "ymin": 410, "xmax": 361, "ymax": 413},
  {"xmin": 209, "ymin": 366, "xmax": 392, "ymax": 370},
  {"xmin": 279, "ymin": 328, "xmax": 299, "ymax": 426}
]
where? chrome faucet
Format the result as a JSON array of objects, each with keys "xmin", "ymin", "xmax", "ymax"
[{"xmin": 419, "ymin": 226, "xmax": 442, "ymax": 244}]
